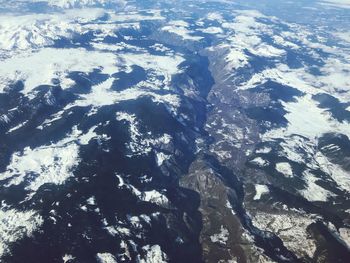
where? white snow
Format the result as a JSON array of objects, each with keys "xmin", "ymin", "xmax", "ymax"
[
  {"xmin": 220, "ymin": 11, "xmax": 350, "ymax": 102},
  {"xmin": 6, "ymin": 120, "xmax": 28, "ymax": 133},
  {"xmin": 315, "ymin": 152, "xmax": 350, "ymax": 193},
  {"xmin": 272, "ymin": 35, "xmax": 300, "ymax": 49},
  {"xmin": 256, "ymin": 93, "xmax": 350, "ymax": 195},
  {"xmin": 1, "ymin": 140, "xmax": 79, "ymax": 192},
  {"xmin": 216, "ymin": 10, "xmax": 285, "ymax": 73},
  {"xmin": 213, "ymin": 150, "xmax": 232, "ymax": 160},
  {"xmin": 87, "ymin": 196, "xmax": 97, "ymax": 206},
  {"xmin": 155, "ymin": 152, "xmax": 171, "ymax": 166},
  {"xmin": 253, "ymin": 184, "xmax": 269, "ymax": 200},
  {"xmin": 69, "ymin": 78, "xmax": 181, "ymax": 115},
  {"xmin": 252, "ymin": 212, "xmax": 317, "ymax": 258},
  {"xmin": 61, "ymin": 50, "xmax": 184, "ymax": 115},
  {"xmin": 321, "ymin": 144, "xmax": 341, "ymax": 153},
  {"xmin": 339, "ymin": 228, "xmax": 350, "ymax": 248},
  {"xmin": 0, "ymin": 7, "xmax": 136, "ymax": 57},
  {"xmin": 299, "ymin": 170, "xmax": 336, "ymax": 202},
  {"xmin": 108, "ymin": 10, "xmax": 164, "ymax": 22},
  {"xmin": 210, "ymin": 225, "xmax": 229, "ymax": 245},
  {"xmin": 264, "ymin": 96, "xmax": 350, "ymax": 140},
  {"xmin": 62, "ymin": 254, "xmax": 75, "ymax": 263},
  {"xmin": 105, "ymin": 224, "xmax": 131, "ymax": 238},
  {"xmin": 116, "ymin": 112, "xmax": 174, "ymax": 157},
  {"xmin": 240, "ymin": 58, "xmax": 350, "ymax": 103},
  {"xmin": 275, "ymin": 162, "xmax": 293, "ymax": 177},
  {"xmin": 150, "ymin": 43, "xmax": 172, "ymax": 53},
  {"xmin": 250, "ymin": 157, "xmax": 269, "ymax": 167},
  {"xmin": 253, "ymin": 43, "xmax": 286, "ymax": 57},
  {"xmin": 117, "ymin": 240, "xmax": 131, "ymax": 261},
  {"xmin": 116, "ymin": 174, "xmax": 125, "ymax": 187},
  {"xmin": 0, "ymin": 125, "xmax": 101, "ymax": 194},
  {"xmin": 142, "ymin": 190, "xmax": 169, "ymax": 206},
  {"xmin": 91, "ymin": 41, "xmax": 137, "ymax": 52},
  {"xmin": 37, "ymin": 110, "xmax": 66, "ymax": 130},
  {"xmin": 0, "ymin": 114, "xmax": 11, "ymax": 123},
  {"xmin": 0, "ymin": 207, "xmax": 43, "ymax": 258},
  {"xmin": 206, "ymin": 12, "xmax": 224, "ymax": 23},
  {"xmin": 96, "ymin": 252, "xmax": 117, "ymax": 263},
  {"xmin": 118, "ymin": 52, "xmax": 185, "ymax": 85},
  {"xmin": 222, "ymin": 47, "xmax": 249, "ymax": 70},
  {"xmin": 315, "ymin": 56, "xmax": 350, "ymax": 99},
  {"xmin": 0, "ymin": 48, "xmax": 118, "ymax": 95},
  {"xmin": 198, "ymin": 27, "xmax": 223, "ymax": 34},
  {"xmin": 138, "ymin": 245, "xmax": 168, "ymax": 263},
  {"xmin": 116, "ymin": 175, "xmax": 169, "ymax": 207},
  {"xmin": 256, "ymin": 147, "xmax": 272, "ymax": 154},
  {"xmin": 239, "ymin": 65, "xmax": 319, "ymax": 98},
  {"xmin": 162, "ymin": 20, "xmax": 203, "ymax": 41},
  {"xmin": 278, "ymin": 136, "xmax": 315, "ymax": 164},
  {"xmin": 76, "ymin": 126, "xmax": 99, "ymax": 145}
]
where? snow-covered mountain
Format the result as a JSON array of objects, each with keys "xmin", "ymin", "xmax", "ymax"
[{"xmin": 0, "ymin": 0, "xmax": 349, "ymax": 262}]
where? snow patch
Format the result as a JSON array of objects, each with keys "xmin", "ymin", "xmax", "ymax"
[
  {"xmin": 275, "ymin": 162, "xmax": 293, "ymax": 177},
  {"xmin": 299, "ymin": 170, "xmax": 336, "ymax": 202},
  {"xmin": 142, "ymin": 190, "xmax": 169, "ymax": 207},
  {"xmin": 339, "ymin": 228, "xmax": 350, "ymax": 249},
  {"xmin": 250, "ymin": 157, "xmax": 269, "ymax": 167},
  {"xmin": 252, "ymin": 212, "xmax": 317, "ymax": 258},
  {"xmin": 0, "ymin": 48, "xmax": 118, "ymax": 95},
  {"xmin": 62, "ymin": 254, "xmax": 75, "ymax": 263},
  {"xmin": 1, "ymin": 140, "xmax": 79, "ymax": 193},
  {"xmin": 210, "ymin": 225, "xmax": 229, "ymax": 245},
  {"xmin": 116, "ymin": 111, "xmax": 173, "ymax": 157},
  {"xmin": 162, "ymin": 20, "xmax": 203, "ymax": 41},
  {"xmin": 263, "ymin": 95, "xmax": 350, "ymax": 140},
  {"xmin": 315, "ymin": 152, "xmax": 350, "ymax": 193},
  {"xmin": 155, "ymin": 152, "xmax": 171, "ymax": 166},
  {"xmin": 253, "ymin": 184, "xmax": 269, "ymax": 200},
  {"xmin": 256, "ymin": 147, "xmax": 272, "ymax": 154},
  {"xmin": 96, "ymin": 252, "xmax": 117, "ymax": 263},
  {"xmin": 198, "ymin": 27, "xmax": 223, "ymax": 34},
  {"xmin": 0, "ymin": 125, "xmax": 100, "ymax": 195},
  {"xmin": 206, "ymin": 12, "xmax": 224, "ymax": 23},
  {"xmin": 138, "ymin": 245, "xmax": 168, "ymax": 263},
  {"xmin": 0, "ymin": 207, "xmax": 43, "ymax": 258}
]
